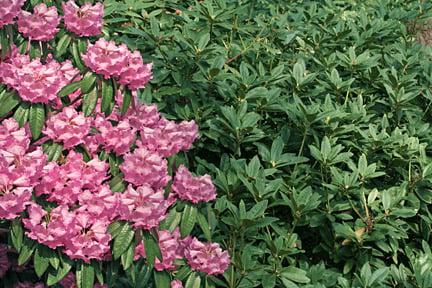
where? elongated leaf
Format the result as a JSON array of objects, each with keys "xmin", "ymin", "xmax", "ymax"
[
  {"xmin": 113, "ymin": 223, "xmax": 134, "ymax": 259},
  {"xmin": 82, "ymin": 87, "xmax": 98, "ymax": 116},
  {"xmin": 121, "ymin": 88, "xmax": 132, "ymax": 115},
  {"xmin": 143, "ymin": 230, "xmax": 162, "ymax": 267},
  {"xmin": 181, "ymin": 205, "xmax": 197, "ymax": 237},
  {"xmin": 101, "ymin": 79, "xmax": 114, "ymax": 115},
  {"xmin": 0, "ymin": 91, "xmax": 20, "ymax": 117},
  {"xmin": 71, "ymin": 41, "xmax": 85, "ymax": 71},
  {"xmin": 121, "ymin": 242, "xmax": 135, "ymax": 270},
  {"xmin": 11, "ymin": 219, "xmax": 23, "ymax": 252},
  {"xmin": 58, "ymin": 81, "xmax": 82, "ymax": 98},
  {"xmin": 154, "ymin": 270, "xmax": 171, "ymax": 288},
  {"xmin": 78, "ymin": 263, "xmax": 95, "ymax": 288},
  {"xmin": 34, "ymin": 245, "xmax": 51, "ymax": 277},
  {"xmin": 29, "ymin": 103, "xmax": 45, "ymax": 139},
  {"xmin": 197, "ymin": 212, "xmax": 212, "ymax": 241},
  {"xmin": 18, "ymin": 237, "xmax": 36, "ymax": 265},
  {"xmin": 55, "ymin": 34, "xmax": 72, "ymax": 58},
  {"xmin": 13, "ymin": 102, "xmax": 30, "ymax": 127}
]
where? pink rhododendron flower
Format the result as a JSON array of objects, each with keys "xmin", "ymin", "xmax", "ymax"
[
  {"xmin": 118, "ymin": 51, "xmax": 153, "ymax": 90},
  {"xmin": 62, "ymin": 1, "xmax": 104, "ymax": 37},
  {"xmin": 127, "ymin": 103, "xmax": 160, "ymax": 130},
  {"xmin": 118, "ymin": 185, "xmax": 172, "ymax": 229},
  {"xmin": 183, "ymin": 237, "xmax": 230, "ymax": 275},
  {"xmin": 43, "ymin": 107, "xmax": 91, "ymax": 149},
  {"xmin": 138, "ymin": 119, "xmax": 198, "ymax": 157},
  {"xmin": 18, "ymin": 3, "xmax": 60, "ymax": 41},
  {"xmin": 82, "ymin": 38, "xmax": 130, "ymax": 79},
  {"xmin": 171, "ymin": 280, "xmax": 184, "ymax": 288},
  {"xmin": 36, "ymin": 151, "xmax": 108, "ymax": 205},
  {"xmin": 23, "ymin": 204, "xmax": 75, "ymax": 249},
  {"xmin": 94, "ymin": 117, "xmax": 136, "ymax": 155},
  {"xmin": 63, "ymin": 209, "xmax": 111, "ymax": 262},
  {"xmin": 0, "ymin": 53, "xmax": 80, "ymax": 104},
  {"xmin": 120, "ymin": 148, "xmax": 170, "ymax": 188},
  {"xmin": 0, "ymin": 244, "xmax": 10, "ymax": 278},
  {"xmin": 154, "ymin": 229, "xmax": 183, "ymax": 271},
  {"xmin": 78, "ymin": 185, "xmax": 120, "ymax": 221},
  {"xmin": 0, "ymin": 187, "xmax": 32, "ymax": 219},
  {"xmin": 59, "ymin": 272, "xmax": 76, "ymax": 288},
  {"xmin": 0, "ymin": 118, "xmax": 30, "ymax": 164},
  {"xmin": 0, "ymin": 0, "xmax": 25, "ymax": 28},
  {"xmin": 82, "ymin": 39, "xmax": 152, "ymax": 90},
  {"xmin": 134, "ymin": 241, "xmax": 146, "ymax": 261},
  {"xmin": 172, "ymin": 165, "xmax": 216, "ymax": 203}
]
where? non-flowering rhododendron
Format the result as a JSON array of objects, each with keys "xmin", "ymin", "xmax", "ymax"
[
  {"xmin": 17, "ymin": 3, "xmax": 60, "ymax": 41},
  {"xmin": 183, "ymin": 237, "xmax": 231, "ymax": 275},
  {"xmin": 62, "ymin": 0, "xmax": 103, "ymax": 37},
  {"xmin": 172, "ymin": 165, "xmax": 217, "ymax": 203},
  {"xmin": 0, "ymin": 0, "xmax": 25, "ymax": 28}
]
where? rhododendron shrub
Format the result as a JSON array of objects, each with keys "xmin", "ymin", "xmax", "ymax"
[{"xmin": 0, "ymin": 1, "xmax": 229, "ymax": 287}]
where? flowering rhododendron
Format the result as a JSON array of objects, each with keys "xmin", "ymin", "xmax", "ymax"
[
  {"xmin": 0, "ymin": 1, "xmax": 229, "ymax": 286},
  {"xmin": 17, "ymin": 3, "xmax": 60, "ymax": 41},
  {"xmin": 172, "ymin": 165, "xmax": 217, "ymax": 203},
  {"xmin": 171, "ymin": 280, "xmax": 184, "ymax": 288},
  {"xmin": 0, "ymin": 0, "xmax": 25, "ymax": 29},
  {"xmin": 62, "ymin": 1, "xmax": 103, "ymax": 37}
]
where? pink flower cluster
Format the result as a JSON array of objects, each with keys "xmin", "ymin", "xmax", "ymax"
[
  {"xmin": 18, "ymin": 3, "xmax": 60, "ymax": 41},
  {"xmin": 0, "ymin": 119, "xmax": 46, "ymax": 220},
  {"xmin": 134, "ymin": 229, "xmax": 230, "ymax": 275},
  {"xmin": 62, "ymin": 1, "xmax": 104, "ymax": 37},
  {"xmin": 0, "ymin": 0, "xmax": 25, "ymax": 29},
  {"xmin": 0, "ymin": 53, "xmax": 79, "ymax": 104},
  {"xmin": 172, "ymin": 165, "xmax": 216, "ymax": 203},
  {"xmin": 82, "ymin": 38, "xmax": 153, "ymax": 90}
]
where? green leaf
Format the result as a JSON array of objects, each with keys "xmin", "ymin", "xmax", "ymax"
[
  {"xmin": 281, "ymin": 267, "xmax": 310, "ymax": 284},
  {"xmin": 46, "ymin": 257, "xmax": 72, "ymax": 286},
  {"xmin": 77, "ymin": 262, "xmax": 95, "ymax": 288},
  {"xmin": 34, "ymin": 245, "xmax": 51, "ymax": 277},
  {"xmin": 0, "ymin": 91, "xmax": 20, "ymax": 118},
  {"xmin": 18, "ymin": 237, "xmax": 36, "ymax": 265},
  {"xmin": 82, "ymin": 87, "xmax": 98, "ymax": 116},
  {"xmin": 113, "ymin": 222, "xmax": 134, "ymax": 260},
  {"xmin": 197, "ymin": 212, "xmax": 212, "ymax": 241},
  {"xmin": 13, "ymin": 102, "xmax": 30, "ymax": 127},
  {"xmin": 121, "ymin": 88, "xmax": 132, "ymax": 115},
  {"xmin": 29, "ymin": 103, "xmax": 45, "ymax": 139},
  {"xmin": 55, "ymin": 34, "xmax": 72, "ymax": 57},
  {"xmin": 143, "ymin": 230, "xmax": 162, "ymax": 268},
  {"xmin": 11, "ymin": 219, "xmax": 23, "ymax": 252},
  {"xmin": 80, "ymin": 73, "xmax": 97, "ymax": 94},
  {"xmin": 101, "ymin": 79, "xmax": 115, "ymax": 116},
  {"xmin": 58, "ymin": 81, "xmax": 83, "ymax": 98},
  {"xmin": 154, "ymin": 270, "xmax": 171, "ymax": 288},
  {"xmin": 181, "ymin": 204, "xmax": 197, "ymax": 237},
  {"xmin": 185, "ymin": 273, "xmax": 201, "ymax": 288},
  {"xmin": 120, "ymin": 242, "xmax": 135, "ymax": 270}
]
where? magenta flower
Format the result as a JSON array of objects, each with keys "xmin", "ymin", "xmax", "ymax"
[
  {"xmin": 120, "ymin": 147, "xmax": 170, "ymax": 188},
  {"xmin": 0, "ymin": 0, "xmax": 25, "ymax": 28},
  {"xmin": 62, "ymin": 0, "xmax": 104, "ymax": 37},
  {"xmin": 172, "ymin": 165, "xmax": 216, "ymax": 204},
  {"xmin": 139, "ymin": 119, "xmax": 198, "ymax": 157},
  {"xmin": 18, "ymin": 3, "xmax": 60, "ymax": 41},
  {"xmin": 82, "ymin": 38, "xmax": 129, "ymax": 79},
  {"xmin": 183, "ymin": 237, "xmax": 230, "ymax": 275},
  {"xmin": 154, "ymin": 229, "xmax": 183, "ymax": 271},
  {"xmin": 118, "ymin": 51, "xmax": 153, "ymax": 90},
  {"xmin": 0, "ymin": 53, "xmax": 80, "ymax": 104},
  {"xmin": 43, "ymin": 107, "xmax": 91, "ymax": 149},
  {"xmin": 118, "ymin": 185, "xmax": 172, "ymax": 229},
  {"xmin": 171, "ymin": 280, "xmax": 183, "ymax": 288}
]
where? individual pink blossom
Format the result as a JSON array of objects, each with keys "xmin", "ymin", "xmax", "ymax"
[
  {"xmin": 78, "ymin": 185, "xmax": 120, "ymax": 221},
  {"xmin": 172, "ymin": 165, "xmax": 216, "ymax": 203},
  {"xmin": 0, "ymin": 118, "xmax": 30, "ymax": 164},
  {"xmin": 43, "ymin": 107, "xmax": 91, "ymax": 149},
  {"xmin": 63, "ymin": 209, "xmax": 111, "ymax": 262},
  {"xmin": 118, "ymin": 185, "xmax": 172, "ymax": 229},
  {"xmin": 183, "ymin": 237, "xmax": 230, "ymax": 275},
  {"xmin": 154, "ymin": 229, "xmax": 183, "ymax": 271},
  {"xmin": 0, "ymin": 0, "xmax": 25, "ymax": 28},
  {"xmin": 0, "ymin": 53, "xmax": 80, "ymax": 104},
  {"xmin": 94, "ymin": 117, "xmax": 136, "ymax": 155},
  {"xmin": 118, "ymin": 51, "xmax": 153, "ymax": 90},
  {"xmin": 0, "ymin": 244, "xmax": 10, "ymax": 278},
  {"xmin": 13, "ymin": 148, "xmax": 46, "ymax": 187},
  {"xmin": 134, "ymin": 241, "xmax": 146, "ymax": 261},
  {"xmin": 138, "ymin": 119, "xmax": 198, "ymax": 157},
  {"xmin": 17, "ymin": 3, "xmax": 60, "ymax": 41},
  {"xmin": 62, "ymin": 1, "xmax": 104, "ymax": 37},
  {"xmin": 81, "ymin": 38, "xmax": 130, "ymax": 79},
  {"xmin": 120, "ymin": 148, "xmax": 170, "ymax": 188},
  {"xmin": 0, "ymin": 187, "xmax": 32, "ymax": 220},
  {"xmin": 171, "ymin": 280, "xmax": 183, "ymax": 288}
]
